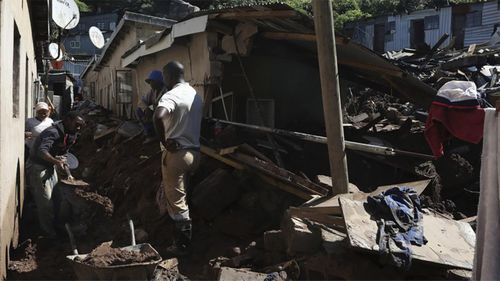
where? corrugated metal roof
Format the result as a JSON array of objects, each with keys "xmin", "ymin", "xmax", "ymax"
[{"xmin": 183, "ymin": 2, "xmax": 315, "ymax": 34}]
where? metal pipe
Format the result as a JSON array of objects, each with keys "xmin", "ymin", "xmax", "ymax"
[{"xmin": 208, "ymin": 118, "xmax": 434, "ymax": 160}]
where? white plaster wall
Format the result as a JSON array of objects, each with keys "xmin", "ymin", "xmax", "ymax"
[{"xmin": 0, "ymin": 0, "xmax": 39, "ymax": 278}]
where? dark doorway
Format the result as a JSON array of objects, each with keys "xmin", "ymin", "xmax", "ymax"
[
  {"xmin": 452, "ymin": 14, "xmax": 466, "ymax": 49},
  {"xmin": 373, "ymin": 23, "xmax": 386, "ymax": 53},
  {"xmin": 410, "ymin": 19, "xmax": 425, "ymax": 49}
]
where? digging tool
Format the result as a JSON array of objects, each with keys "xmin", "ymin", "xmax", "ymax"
[
  {"xmin": 65, "ymin": 223, "xmax": 79, "ymax": 255},
  {"xmin": 59, "ymin": 164, "xmax": 89, "ymax": 187},
  {"xmin": 56, "ymin": 154, "xmax": 89, "ymax": 186}
]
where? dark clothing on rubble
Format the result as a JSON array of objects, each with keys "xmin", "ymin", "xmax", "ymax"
[
  {"xmin": 30, "ymin": 121, "xmax": 78, "ymax": 168},
  {"xmin": 367, "ymin": 187, "xmax": 427, "ymax": 270}
]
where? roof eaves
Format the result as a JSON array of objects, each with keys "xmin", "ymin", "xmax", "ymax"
[
  {"xmin": 81, "ymin": 56, "xmax": 96, "ymax": 79},
  {"xmin": 95, "ymin": 11, "xmax": 177, "ymax": 70}
]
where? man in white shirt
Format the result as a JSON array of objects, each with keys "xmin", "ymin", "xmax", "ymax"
[
  {"xmin": 25, "ymin": 102, "xmax": 54, "ymax": 151},
  {"xmin": 154, "ymin": 61, "xmax": 202, "ymax": 255}
]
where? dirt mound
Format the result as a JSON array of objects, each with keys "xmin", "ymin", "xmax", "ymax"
[
  {"xmin": 73, "ymin": 187, "xmax": 114, "ymax": 216},
  {"xmin": 8, "ymin": 240, "xmax": 37, "ymax": 273},
  {"xmin": 79, "ymin": 243, "xmax": 160, "ymax": 267}
]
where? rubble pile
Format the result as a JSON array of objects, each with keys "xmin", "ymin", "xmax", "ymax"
[
  {"xmin": 58, "ymin": 90, "xmax": 479, "ymax": 280},
  {"xmin": 384, "ymin": 38, "xmax": 500, "ymax": 103}
]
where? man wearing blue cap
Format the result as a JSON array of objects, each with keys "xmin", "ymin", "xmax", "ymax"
[{"xmin": 136, "ymin": 70, "xmax": 165, "ymax": 144}]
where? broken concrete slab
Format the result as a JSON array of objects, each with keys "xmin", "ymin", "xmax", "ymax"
[
  {"xmin": 263, "ymin": 230, "xmax": 286, "ymax": 253},
  {"xmin": 296, "ymin": 179, "xmax": 431, "ymax": 216},
  {"xmin": 281, "ymin": 214, "xmax": 322, "ymax": 255},
  {"xmin": 340, "ymin": 197, "xmax": 476, "ymax": 270},
  {"xmin": 217, "ymin": 267, "xmax": 267, "ymax": 281}
]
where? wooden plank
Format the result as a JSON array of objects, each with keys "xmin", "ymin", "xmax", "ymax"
[
  {"xmin": 93, "ymin": 127, "xmax": 117, "ymax": 141},
  {"xmin": 201, "ymin": 145, "xmax": 245, "ymax": 170},
  {"xmin": 459, "ymin": 216, "xmax": 477, "ymax": 223},
  {"xmin": 288, "ymin": 207, "xmax": 345, "ymax": 229},
  {"xmin": 297, "ymin": 179, "xmax": 431, "ymax": 216},
  {"xmin": 312, "ymin": 0, "xmax": 349, "ymax": 195},
  {"xmin": 231, "ymin": 152, "xmax": 329, "ymax": 196},
  {"xmin": 258, "ymin": 174, "xmax": 313, "ymax": 200},
  {"xmin": 239, "ymin": 143, "xmax": 274, "ymax": 164},
  {"xmin": 441, "ymin": 55, "xmax": 488, "ymax": 70},
  {"xmin": 340, "ymin": 198, "xmax": 475, "ymax": 270},
  {"xmin": 215, "ymin": 10, "xmax": 297, "ymax": 20},
  {"xmin": 201, "ymin": 146, "xmax": 316, "ymax": 200},
  {"xmin": 217, "ymin": 145, "xmax": 239, "ymax": 156},
  {"xmin": 261, "ymin": 31, "xmax": 316, "ymax": 42}
]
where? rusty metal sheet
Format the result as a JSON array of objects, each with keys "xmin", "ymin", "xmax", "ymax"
[{"xmin": 340, "ymin": 198, "xmax": 476, "ymax": 270}]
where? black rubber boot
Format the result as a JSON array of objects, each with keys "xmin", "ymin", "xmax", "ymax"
[{"xmin": 166, "ymin": 220, "xmax": 192, "ymax": 256}]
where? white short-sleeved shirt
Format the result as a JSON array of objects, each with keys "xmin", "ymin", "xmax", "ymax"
[
  {"xmin": 25, "ymin": 117, "xmax": 54, "ymax": 149},
  {"xmin": 157, "ymin": 83, "xmax": 202, "ymax": 149}
]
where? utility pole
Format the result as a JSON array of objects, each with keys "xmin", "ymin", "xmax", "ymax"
[{"xmin": 312, "ymin": 0, "xmax": 349, "ymax": 195}]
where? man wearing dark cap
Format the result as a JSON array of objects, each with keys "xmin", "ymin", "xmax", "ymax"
[
  {"xmin": 154, "ymin": 61, "xmax": 203, "ymax": 255},
  {"xmin": 137, "ymin": 70, "xmax": 165, "ymax": 144}
]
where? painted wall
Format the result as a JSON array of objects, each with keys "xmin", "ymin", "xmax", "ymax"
[
  {"xmin": 350, "ymin": 7, "xmax": 452, "ymax": 52},
  {"xmin": 464, "ymin": 1, "xmax": 500, "ymax": 46},
  {"xmin": 133, "ymin": 32, "xmax": 211, "ymax": 108},
  {"xmin": 89, "ymin": 26, "xmax": 139, "ymax": 117},
  {"xmin": 387, "ymin": 8, "xmax": 451, "ymax": 51},
  {"xmin": 85, "ymin": 21, "xmax": 174, "ymax": 118},
  {"xmin": 0, "ymin": 0, "xmax": 39, "ymax": 278}
]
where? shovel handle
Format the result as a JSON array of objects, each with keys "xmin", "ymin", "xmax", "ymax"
[
  {"xmin": 128, "ymin": 217, "xmax": 136, "ymax": 246},
  {"xmin": 65, "ymin": 223, "xmax": 79, "ymax": 255},
  {"xmin": 63, "ymin": 164, "xmax": 73, "ymax": 179}
]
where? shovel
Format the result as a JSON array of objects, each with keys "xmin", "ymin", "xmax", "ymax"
[{"xmin": 60, "ymin": 163, "xmax": 90, "ymax": 187}]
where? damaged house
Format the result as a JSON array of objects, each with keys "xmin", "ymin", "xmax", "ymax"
[
  {"xmin": 81, "ymin": 3, "xmax": 440, "ymax": 187},
  {"xmin": 346, "ymin": 0, "xmax": 500, "ymax": 52}
]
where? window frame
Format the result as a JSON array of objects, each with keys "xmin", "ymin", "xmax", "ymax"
[
  {"xmin": 115, "ymin": 70, "xmax": 133, "ymax": 104},
  {"xmin": 424, "ymin": 15, "xmax": 440, "ymax": 30}
]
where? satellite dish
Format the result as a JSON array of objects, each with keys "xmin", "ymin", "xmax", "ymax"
[
  {"xmin": 48, "ymin": 43, "xmax": 63, "ymax": 61},
  {"xmin": 52, "ymin": 0, "xmax": 80, "ymax": 30},
  {"xmin": 89, "ymin": 26, "xmax": 105, "ymax": 49}
]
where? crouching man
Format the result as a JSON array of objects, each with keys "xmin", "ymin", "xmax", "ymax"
[
  {"xmin": 28, "ymin": 111, "xmax": 85, "ymax": 238},
  {"xmin": 154, "ymin": 61, "xmax": 202, "ymax": 255}
]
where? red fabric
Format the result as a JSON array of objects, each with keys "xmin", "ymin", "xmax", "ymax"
[{"xmin": 424, "ymin": 104, "xmax": 485, "ymax": 157}]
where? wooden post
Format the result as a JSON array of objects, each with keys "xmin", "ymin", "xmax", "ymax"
[{"xmin": 312, "ymin": 0, "xmax": 349, "ymax": 195}]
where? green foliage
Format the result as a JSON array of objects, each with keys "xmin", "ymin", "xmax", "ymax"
[
  {"xmin": 335, "ymin": 8, "xmax": 367, "ymax": 29},
  {"xmin": 75, "ymin": 0, "xmax": 91, "ymax": 12}
]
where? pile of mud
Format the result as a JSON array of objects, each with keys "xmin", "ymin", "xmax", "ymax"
[{"xmin": 78, "ymin": 243, "xmax": 160, "ymax": 267}]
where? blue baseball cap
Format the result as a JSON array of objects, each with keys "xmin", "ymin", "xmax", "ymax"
[{"xmin": 145, "ymin": 70, "xmax": 164, "ymax": 84}]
